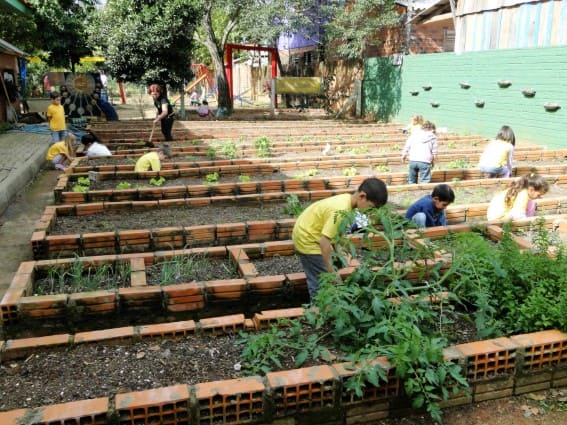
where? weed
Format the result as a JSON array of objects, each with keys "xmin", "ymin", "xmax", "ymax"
[
  {"xmin": 116, "ymin": 182, "xmax": 132, "ymax": 190},
  {"xmin": 126, "ymin": 158, "xmax": 137, "ymax": 165},
  {"xmin": 221, "ymin": 141, "xmax": 238, "ymax": 159},
  {"xmin": 149, "ymin": 177, "xmax": 166, "ymax": 186},
  {"xmin": 343, "ymin": 167, "xmax": 358, "ymax": 176},
  {"xmin": 445, "ymin": 159, "xmax": 471, "ymax": 169},
  {"xmin": 204, "ymin": 172, "xmax": 220, "ymax": 184},
  {"xmin": 254, "ymin": 136, "xmax": 272, "ymax": 157},
  {"xmin": 283, "ymin": 194, "xmax": 306, "ymax": 217},
  {"xmin": 238, "ymin": 175, "xmax": 251, "ymax": 183},
  {"xmin": 206, "ymin": 146, "xmax": 217, "ymax": 159}
]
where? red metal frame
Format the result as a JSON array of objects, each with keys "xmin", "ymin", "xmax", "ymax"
[{"xmin": 225, "ymin": 43, "xmax": 278, "ymax": 107}]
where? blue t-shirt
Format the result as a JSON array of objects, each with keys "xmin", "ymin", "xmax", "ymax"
[{"xmin": 405, "ymin": 195, "xmax": 446, "ymax": 227}]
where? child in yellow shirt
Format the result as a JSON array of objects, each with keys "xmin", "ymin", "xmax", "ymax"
[
  {"xmin": 46, "ymin": 91, "xmax": 66, "ymax": 144},
  {"xmin": 487, "ymin": 173, "xmax": 549, "ymax": 221},
  {"xmin": 292, "ymin": 177, "xmax": 388, "ymax": 300},
  {"xmin": 46, "ymin": 133, "xmax": 76, "ymax": 171}
]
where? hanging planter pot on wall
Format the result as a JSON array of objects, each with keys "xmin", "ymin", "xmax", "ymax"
[
  {"xmin": 521, "ymin": 88, "xmax": 536, "ymax": 98},
  {"xmin": 543, "ymin": 102, "xmax": 561, "ymax": 112},
  {"xmin": 459, "ymin": 82, "xmax": 471, "ymax": 89},
  {"xmin": 409, "ymin": 90, "xmax": 419, "ymax": 96},
  {"xmin": 422, "ymin": 84, "xmax": 432, "ymax": 91},
  {"xmin": 497, "ymin": 80, "xmax": 512, "ymax": 88},
  {"xmin": 430, "ymin": 101, "xmax": 440, "ymax": 108},
  {"xmin": 475, "ymin": 100, "xmax": 485, "ymax": 108}
]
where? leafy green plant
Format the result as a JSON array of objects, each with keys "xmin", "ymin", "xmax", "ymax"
[
  {"xmin": 447, "ymin": 141, "xmax": 456, "ymax": 149},
  {"xmin": 239, "ymin": 209, "xmax": 469, "ymax": 423},
  {"xmin": 238, "ymin": 175, "xmax": 251, "ymax": 183},
  {"xmin": 221, "ymin": 141, "xmax": 238, "ymax": 159},
  {"xmin": 391, "ymin": 144, "xmax": 401, "ymax": 151},
  {"xmin": 283, "ymin": 194, "xmax": 306, "ymax": 217},
  {"xmin": 204, "ymin": 172, "xmax": 220, "ymax": 184},
  {"xmin": 343, "ymin": 166, "xmax": 358, "ymax": 176},
  {"xmin": 149, "ymin": 176, "xmax": 166, "ymax": 186},
  {"xmin": 206, "ymin": 146, "xmax": 217, "ymax": 159},
  {"xmin": 254, "ymin": 136, "xmax": 272, "ymax": 157},
  {"xmin": 116, "ymin": 182, "xmax": 132, "ymax": 190},
  {"xmin": 375, "ymin": 165, "xmax": 390, "ymax": 172},
  {"xmin": 445, "ymin": 159, "xmax": 472, "ymax": 169},
  {"xmin": 71, "ymin": 176, "xmax": 91, "ymax": 192}
]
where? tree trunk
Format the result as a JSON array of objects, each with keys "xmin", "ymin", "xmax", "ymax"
[{"xmin": 210, "ymin": 53, "xmax": 232, "ymax": 111}]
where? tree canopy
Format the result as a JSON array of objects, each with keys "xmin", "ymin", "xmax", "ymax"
[{"xmin": 92, "ymin": 0, "xmax": 201, "ymax": 88}]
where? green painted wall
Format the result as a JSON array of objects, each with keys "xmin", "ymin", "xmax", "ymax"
[{"xmin": 363, "ymin": 47, "xmax": 567, "ymax": 149}]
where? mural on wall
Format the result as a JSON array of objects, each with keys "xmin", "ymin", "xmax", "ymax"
[{"xmin": 49, "ymin": 72, "xmax": 104, "ymax": 118}]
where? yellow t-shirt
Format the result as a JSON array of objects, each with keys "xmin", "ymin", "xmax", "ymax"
[
  {"xmin": 478, "ymin": 139, "xmax": 512, "ymax": 168},
  {"xmin": 487, "ymin": 189, "xmax": 529, "ymax": 220},
  {"xmin": 292, "ymin": 193, "xmax": 352, "ymax": 254},
  {"xmin": 46, "ymin": 104, "xmax": 66, "ymax": 131},
  {"xmin": 135, "ymin": 151, "xmax": 161, "ymax": 172},
  {"xmin": 45, "ymin": 141, "xmax": 68, "ymax": 161}
]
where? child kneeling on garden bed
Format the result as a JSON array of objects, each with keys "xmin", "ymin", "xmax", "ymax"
[
  {"xmin": 405, "ymin": 183, "xmax": 455, "ymax": 228},
  {"xmin": 487, "ymin": 172, "xmax": 549, "ymax": 221},
  {"xmin": 292, "ymin": 177, "xmax": 388, "ymax": 301},
  {"xmin": 45, "ymin": 133, "xmax": 76, "ymax": 171},
  {"xmin": 135, "ymin": 145, "xmax": 172, "ymax": 172}
]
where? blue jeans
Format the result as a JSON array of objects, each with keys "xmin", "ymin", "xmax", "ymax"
[
  {"xmin": 410, "ymin": 212, "xmax": 427, "ymax": 228},
  {"xmin": 480, "ymin": 165, "xmax": 511, "ymax": 178},
  {"xmin": 50, "ymin": 130, "xmax": 66, "ymax": 144},
  {"xmin": 408, "ymin": 161, "xmax": 432, "ymax": 184},
  {"xmin": 297, "ymin": 253, "xmax": 327, "ymax": 301}
]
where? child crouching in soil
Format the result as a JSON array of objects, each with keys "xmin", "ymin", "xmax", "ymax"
[{"xmin": 45, "ymin": 133, "xmax": 76, "ymax": 171}]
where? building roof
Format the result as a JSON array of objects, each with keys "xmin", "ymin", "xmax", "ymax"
[
  {"xmin": 0, "ymin": 38, "xmax": 29, "ymax": 57},
  {"xmin": 410, "ymin": 0, "xmax": 451, "ymax": 24}
]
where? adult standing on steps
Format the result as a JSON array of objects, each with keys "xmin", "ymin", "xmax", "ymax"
[{"xmin": 149, "ymin": 84, "xmax": 175, "ymax": 141}]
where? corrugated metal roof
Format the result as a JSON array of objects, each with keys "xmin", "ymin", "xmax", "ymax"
[{"xmin": 0, "ymin": 38, "xmax": 28, "ymax": 57}]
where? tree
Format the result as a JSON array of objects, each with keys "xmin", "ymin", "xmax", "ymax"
[
  {"xmin": 27, "ymin": 0, "xmax": 101, "ymax": 71},
  {"xmin": 92, "ymin": 0, "xmax": 200, "ymax": 89},
  {"xmin": 322, "ymin": 0, "xmax": 399, "ymax": 60}
]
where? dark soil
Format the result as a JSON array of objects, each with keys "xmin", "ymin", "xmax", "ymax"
[
  {"xmin": 253, "ymin": 254, "xmax": 304, "ymax": 275},
  {"xmin": 53, "ymin": 202, "xmax": 292, "ymax": 234},
  {"xmin": 145, "ymin": 255, "xmax": 240, "ymax": 285}
]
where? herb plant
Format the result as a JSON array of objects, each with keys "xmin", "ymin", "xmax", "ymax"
[
  {"xmin": 254, "ymin": 136, "xmax": 272, "ymax": 157},
  {"xmin": 149, "ymin": 177, "xmax": 166, "ymax": 186}
]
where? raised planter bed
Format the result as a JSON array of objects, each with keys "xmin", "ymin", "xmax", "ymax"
[{"xmin": 0, "ymin": 310, "xmax": 565, "ymax": 423}]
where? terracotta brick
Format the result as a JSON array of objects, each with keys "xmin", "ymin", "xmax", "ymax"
[
  {"xmin": 267, "ymin": 365, "xmax": 337, "ymax": 416},
  {"xmin": 118, "ymin": 287, "xmax": 162, "ymax": 306},
  {"xmin": 167, "ymin": 301, "xmax": 205, "ymax": 312},
  {"xmin": 19, "ymin": 294, "xmax": 68, "ymax": 311},
  {"xmin": 509, "ymin": 330, "xmax": 567, "ymax": 371},
  {"xmin": 162, "ymin": 282, "xmax": 204, "ymax": 298},
  {"xmin": 75, "ymin": 326, "xmax": 135, "ymax": 344},
  {"xmin": 199, "ymin": 314, "xmax": 246, "ymax": 334},
  {"xmin": 456, "ymin": 337, "xmax": 519, "ymax": 381},
  {"xmin": 3, "ymin": 334, "xmax": 71, "ymax": 361},
  {"xmin": 138, "ymin": 321, "xmax": 197, "ymax": 338},
  {"xmin": 206, "ymin": 279, "xmax": 246, "ymax": 295},
  {"xmin": 0, "ymin": 398, "xmax": 109, "ymax": 424},
  {"xmin": 69, "ymin": 290, "xmax": 116, "ymax": 306},
  {"xmin": 253, "ymin": 307, "xmax": 305, "ymax": 329},
  {"xmin": 130, "ymin": 270, "xmax": 147, "ymax": 287},
  {"xmin": 249, "ymin": 275, "xmax": 286, "ymax": 292},
  {"xmin": 115, "ymin": 384, "xmax": 189, "ymax": 424},
  {"xmin": 195, "ymin": 376, "xmax": 265, "ymax": 424},
  {"xmin": 239, "ymin": 262, "xmax": 257, "ymax": 278}
]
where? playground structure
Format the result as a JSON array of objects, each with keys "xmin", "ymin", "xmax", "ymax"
[{"xmin": 172, "ymin": 64, "xmax": 215, "ymax": 105}]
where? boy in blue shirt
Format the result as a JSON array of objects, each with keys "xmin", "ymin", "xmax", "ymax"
[{"xmin": 405, "ymin": 184, "xmax": 455, "ymax": 228}]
